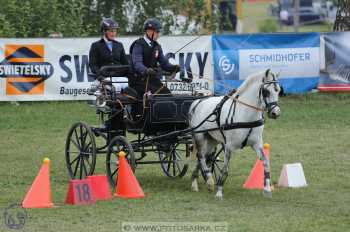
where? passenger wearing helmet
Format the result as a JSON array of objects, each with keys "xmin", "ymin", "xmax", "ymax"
[
  {"xmin": 88, "ymin": 18, "xmax": 129, "ymax": 136},
  {"xmin": 129, "ymin": 18, "xmax": 180, "ymax": 97},
  {"xmin": 89, "ymin": 18, "xmax": 129, "ymax": 90}
]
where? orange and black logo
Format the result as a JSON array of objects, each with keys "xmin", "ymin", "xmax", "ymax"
[{"xmin": 0, "ymin": 44, "xmax": 54, "ymax": 95}]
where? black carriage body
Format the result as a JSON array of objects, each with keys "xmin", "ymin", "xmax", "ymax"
[
  {"xmin": 140, "ymin": 95, "xmax": 203, "ymax": 135},
  {"xmin": 66, "ymin": 64, "xmax": 204, "ymax": 185}
]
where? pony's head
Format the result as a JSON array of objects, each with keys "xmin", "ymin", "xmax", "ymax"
[{"xmin": 259, "ymin": 69, "xmax": 282, "ymax": 119}]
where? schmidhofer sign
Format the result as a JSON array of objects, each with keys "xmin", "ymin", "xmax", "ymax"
[{"xmin": 0, "ymin": 36, "xmax": 212, "ymax": 101}]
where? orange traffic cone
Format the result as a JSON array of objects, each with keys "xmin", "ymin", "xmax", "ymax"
[
  {"xmin": 243, "ymin": 143, "xmax": 271, "ymax": 189},
  {"xmin": 115, "ymin": 151, "xmax": 144, "ymax": 199},
  {"xmin": 88, "ymin": 175, "xmax": 112, "ymax": 201},
  {"xmin": 22, "ymin": 158, "xmax": 54, "ymax": 208}
]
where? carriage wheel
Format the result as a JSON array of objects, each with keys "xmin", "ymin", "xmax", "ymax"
[
  {"xmin": 200, "ymin": 144, "xmax": 225, "ymax": 183},
  {"xmin": 159, "ymin": 143, "xmax": 190, "ymax": 178},
  {"xmin": 65, "ymin": 122, "xmax": 97, "ymax": 179},
  {"xmin": 106, "ymin": 136, "xmax": 136, "ymax": 188}
]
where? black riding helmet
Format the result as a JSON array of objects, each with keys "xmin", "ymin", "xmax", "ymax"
[
  {"xmin": 101, "ymin": 18, "xmax": 119, "ymax": 32},
  {"xmin": 143, "ymin": 18, "xmax": 162, "ymax": 32}
]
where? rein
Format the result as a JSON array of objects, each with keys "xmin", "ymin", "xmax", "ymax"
[{"xmin": 232, "ymin": 98, "xmax": 265, "ymax": 112}]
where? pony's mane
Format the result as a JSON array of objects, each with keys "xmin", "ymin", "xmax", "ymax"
[{"xmin": 234, "ymin": 70, "xmax": 265, "ymax": 96}]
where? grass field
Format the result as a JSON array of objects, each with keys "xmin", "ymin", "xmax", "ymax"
[
  {"xmin": 1, "ymin": 93, "xmax": 350, "ymax": 232},
  {"xmin": 0, "ymin": 3, "xmax": 344, "ymax": 232}
]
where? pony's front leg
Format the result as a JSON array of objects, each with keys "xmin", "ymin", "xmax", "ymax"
[
  {"xmin": 193, "ymin": 134, "xmax": 215, "ymax": 192},
  {"xmin": 215, "ymin": 147, "xmax": 233, "ymax": 200},
  {"xmin": 199, "ymin": 156, "xmax": 215, "ymax": 192},
  {"xmin": 253, "ymin": 144, "xmax": 272, "ymax": 198}
]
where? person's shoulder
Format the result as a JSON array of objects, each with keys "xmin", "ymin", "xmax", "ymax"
[
  {"xmin": 153, "ymin": 40, "xmax": 161, "ymax": 47},
  {"xmin": 130, "ymin": 37, "xmax": 145, "ymax": 52},
  {"xmin": 113, "ymin": 40, "xmax": 125, "ymax": 48},
  {"xmin": 90, "ymin": 38, "xmax": 104, "ymax": 47},
  {"xmin": 132, "ymin": 37, "xmax": 146, "ymax": 45}
]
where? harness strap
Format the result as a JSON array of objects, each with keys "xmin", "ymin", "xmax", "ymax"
[
  {"xmin": 241, "ymin": 128, "xmax": 253, "ymax": 149},
  {"xmin": 154, "ymin": 84, "xmax": 165, "ymax": 95},
  {"xmin": 214, "ymin": 89, "xmax": 237, "ymax": 143},
  {"xmin": 233, "ymin": 98, "xmax": 265, "ymax": 112},
  {"xmin": 220, "ymin": 119, "xmax": 264, "ymax": 131},
  {"xmin": 192, "ymin": 119, "xmax": 264, "ymax": 134}
]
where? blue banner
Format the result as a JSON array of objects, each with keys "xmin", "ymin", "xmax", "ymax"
[{"xmin": 212, "ymin": 33, "xmax": 320, "ymax": 94}]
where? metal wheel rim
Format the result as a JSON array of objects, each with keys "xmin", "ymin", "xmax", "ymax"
[
  {"xmin": 106, "ymin": 136, "xmax": 135, "ymax": 188},
  {"xmin": 65, "ymin": 122, "xmax": 96, "ymax": 179},
  {"xmin": 159, "ymin": 143, "xmax": 189, "ymax": 178}
]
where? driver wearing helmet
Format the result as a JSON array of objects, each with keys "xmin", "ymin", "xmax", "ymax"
[
  {"xmin": 129, "ymin": 18, "xmax": 180, "ymax": 98},
  {"xmin": 89, "ymin": 18, "xmax": 129, "ymax": 91}
]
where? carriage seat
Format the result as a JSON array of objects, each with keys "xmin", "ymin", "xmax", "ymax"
[{"xmin": 95, "ymin": 65, "xmax": 131, "ymax": 80}]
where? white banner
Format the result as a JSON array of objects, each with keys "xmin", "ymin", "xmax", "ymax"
[
  {"xmin": 239, "ymin": 47, "xmax": 320, "ymax": 79},
  {"xmin": 0, "ymin": 36, "xmax": 212, "ymax": 101}
]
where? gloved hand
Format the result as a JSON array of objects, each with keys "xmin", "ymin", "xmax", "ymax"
[
  {"xmin": 181, "ymin": 76, "xmax": 192, "ymax": 83},
  {"xmin": 146, "ymin": 68, "xmax": 157, "ymax": 76},
  {"xmin": 173, "ymin": 65, "xmax": 181, "ymax": 73}
]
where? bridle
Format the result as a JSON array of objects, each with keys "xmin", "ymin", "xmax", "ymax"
[
  {"xmin": 259, "ymin": 80, "xmax": 280, "ymax": 114},
  {"xmin": 227, "ymin": 79, "xmax": 280, "ymax": 113}
]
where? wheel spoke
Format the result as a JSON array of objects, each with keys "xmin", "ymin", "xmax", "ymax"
[
  {"xmin": 214, "ymin": 162, "xmax": 222, "ymax": 172},
  {"xmin": 74, "ymin": 129, "xmax": 81, "ymax": 147},
  {"xmin": 172, "ymin": 154, "xmax": 176, "ymax": 176},
  {"xmin": 166, "ymin": 156, "xmax": 171, "ymax": 173},
  {"xmin": 70, "ymin": 138, "xmax": 81, "ymax": 150},
  {"xmin": 79, "ymin": 156, "xmax": 83, "ymax": 179},
  {"xmin": 81, "ymin": 158, "xmax": 88, "ymax": 177},
  {"xmin": 174, "ymin": 152, "xmax": 183, "ymax": 161},
  {"xmin": 84, "ymin": 156, "xmax": 92, "ymax": 169},
  {"xmin": 73, "ymin": 157, "xmax": 81, "ymax": 177},
  {"xmin": 175, "ymin": 155, "xmax": 183, "ymax": 173},
  {"xmin": 79, "ymin": 125, "xmax": 83, "ymax": 146},
  {"xmin": 67, "ymin": 151, "xmax": 81, "ymax": 154},
  {"xmin": 111, "ymin": 167, "xmax": 118, "ymax": 178},
  {"xmin": 160, "ymin": 154, "xmax": 168, "ymax": 162},
  {"xmin": 81, "ymin": 129, "xmax": 88, "ymax": 149},
  {"xmin": 83, "ymin": 140, "xmax": 92, "ymax": 152},
  {"xmin": 69, "ymin": 155, "xmax": 80, "ymax": 166}
]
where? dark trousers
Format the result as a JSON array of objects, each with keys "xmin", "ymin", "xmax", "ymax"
[
  {"xmin": 107, "ymin": 109, "xmax": 126, "ymax": 139},
  {"xmin": 129, "ymin": 75, "xmax": 171, "ymax": 119},
  {"xmin": 129, "ymin": 75, "xmax": 171, "ymax": 99},
  {"xmin": 219, "ymin": 1, "xmax": 237, "ymax": 32}
]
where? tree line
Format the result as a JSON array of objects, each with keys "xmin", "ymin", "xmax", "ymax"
[{"xmin": 0, "ymin": 0, "xmax": 217, "ymax": 37}]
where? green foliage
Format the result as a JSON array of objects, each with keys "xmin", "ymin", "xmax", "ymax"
[
  {"xmin": 0, "ymin": 0, "xmax": 212, "ymax": 37},
  {"xmin": 258, "ymin": 18, "xmax": 279, "ymax": 33}
]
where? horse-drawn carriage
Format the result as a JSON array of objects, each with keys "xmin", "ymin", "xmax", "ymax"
[
  {"xmin": 65, "ymin": 65, "xmax": 213, "ymax": 187},
  {"xmin": 65, "ymin": 65, "xmax": 282, "ymax": 199}
]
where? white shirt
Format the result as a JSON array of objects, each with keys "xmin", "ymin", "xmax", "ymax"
[
  {"xmin": 143, "ymin": 35, "xmax": 153, "ymax": 47},
  {"xmin": 103, "ymin": 36, "xmax": 113, "ymax": 51}
]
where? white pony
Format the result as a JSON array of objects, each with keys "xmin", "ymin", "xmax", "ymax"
[{"xmin": 189, "ymin": 69, "xmax": 282, "ymax": 199}]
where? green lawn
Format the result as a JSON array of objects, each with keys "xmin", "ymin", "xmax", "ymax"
[{"xmin": 1, "ymin": 93, "xmax": 350, "ymax": 232}]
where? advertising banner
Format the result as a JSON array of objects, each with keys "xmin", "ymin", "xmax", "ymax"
[
  {"xmin": 319, "ymin": 32, "xmax": 350, "ymax": 92},
  {"xmin": 212, "ymin": 33, "xmax": 320, "ymax": 94},
  {"xmin": 0, "ymin": 36, "xmax": 212, "ymax": 101}
]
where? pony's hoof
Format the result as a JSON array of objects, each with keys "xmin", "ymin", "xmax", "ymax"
[
  {"xmin": 215, "ymin": 192, "xmax": 223, "ymax": 200},
  {"xmin": 206, "ymin": 177, "xmax": 215, "ymax": 192},
  {"xmin": 263, "ymin": 190, "xmax": 272, "ymax": 198},
  {"xmin": 191, "ymin": 181, "xmax": 199, "ymax": 192}
]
